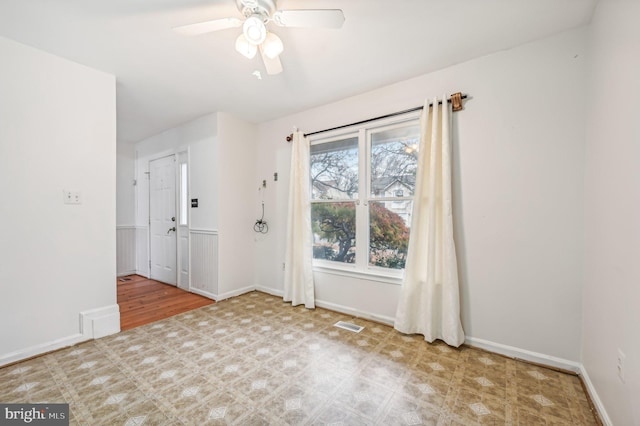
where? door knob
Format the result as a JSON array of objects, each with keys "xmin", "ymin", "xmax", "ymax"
[{"xmin": 167, "ymin": 227, "xmax": 176, "ymax": 234}]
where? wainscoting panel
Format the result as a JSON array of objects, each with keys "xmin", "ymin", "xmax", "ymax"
[
  {"xmin": 136, "ymin": 226, "xmax": 149, "ymax": 277},
  {"xmin": 190, "ymin": 229, "xmax": 218, "ymax": 299},
  {"xmin": 116, "ymin": 226, "xmax": 136, "ymax": 276}
]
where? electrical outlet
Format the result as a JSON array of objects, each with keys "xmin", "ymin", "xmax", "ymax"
[
  {"xmin": 63, "ymin": 190, "xmax": 82, "ymax": 205},
  {"xmin": 617, "ymin": 348, "xmax": 626, "ymax": 383}
]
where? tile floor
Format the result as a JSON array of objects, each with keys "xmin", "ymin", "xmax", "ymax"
[{"xmin": 0, "ymin": 292, "xmax": 599, "ymax": 425}]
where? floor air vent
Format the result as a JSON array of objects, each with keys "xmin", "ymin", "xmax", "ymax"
[
  {"xmin": 334, "ymin": 321, "xmax": 364, "ymax": 333},
  {"xmin": 118, "ymin": 277, "xmax": 132, "ymax": 282}
]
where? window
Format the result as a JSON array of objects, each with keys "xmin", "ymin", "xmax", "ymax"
[{"xmin": 310, "ymin": 116, "xmax": 420, "ymax": 278}]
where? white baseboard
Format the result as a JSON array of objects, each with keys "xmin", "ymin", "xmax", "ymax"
[
  {"xmin": 0, "ymin": 333, "xmax": 88, "ymax": 367},
  {"xmin": 314, "ymin": 299, "xmax": 396, "ymax": 326},
  {"xmin": 254, "ymin": 287, "xmax": 396, "ymax": 325},
  {"xmin": 117, "ymin": 270, "xmax": 136, "ymax": 277},
  {"xmin": 579, "ymin": 365, "xmax": 612, "ymax": 426},
  {"xmin": 464, "ymin": 336, "xmax": 581, "ymax": 373},
  {"xmin": 191, "ymin": 285, "xmax": 256, "ymax": 302},
  {"xmin": 80, "ymin": 304, "xmax": 120, "ymax": 339},
  {"xmin": 136, "ymin": 269, "xmax": 150, "ymax": 278},
  {"xmin": 189, "ymin": 287, "xmax": 216, "ymax": 300},
  {"xmin": 255, "ymin": 287, "xmax": 394, "ymax": 325},
  {"xmin": 214, "ymin": 285, "xmax": 256, "ymax": 302},
  {"xmin": 256, "ymin": 286, "xmax": 283, "ymax": 297},
  {"xmin": 1, "ymin": 304, "xmax": 121, "ymax": 367}
]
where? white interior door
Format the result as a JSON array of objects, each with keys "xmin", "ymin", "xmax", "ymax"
[{"xmin": 149, "ymin": 155, "xmax": 177, "ymax": 285}]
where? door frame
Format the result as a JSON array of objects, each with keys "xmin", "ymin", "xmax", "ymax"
[
  {"xmin": 176, "ymin": 150, "xmax": 190, "ymax": 290},
  {"xmin": 144, "ymin": 148, "xmax": 190, "ymax": 289}
]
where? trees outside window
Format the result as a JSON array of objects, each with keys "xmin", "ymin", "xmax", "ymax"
[{"xmin": 310, "ymin": 119, "xmax": 419, "ymax": 273}]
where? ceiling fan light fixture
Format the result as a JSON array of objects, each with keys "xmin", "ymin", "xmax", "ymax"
[
  {"xmin": 262, "ymin": 32, "xmax": 283, "ymax": 59},
  {"xmin": 243, "ymin": 14, "xmax": 267, "ymax": 45},
  {"xmin": 175, "ymin": 1, "xmax": 346, "ymax": 76},
  {"xmin": 235, "ymin": 34, "xmax": 257, "ymax": 59}
]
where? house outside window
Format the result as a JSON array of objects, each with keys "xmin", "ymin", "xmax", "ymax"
[{"xmin": 310, "ymin": 115, "xmax": 420, "ymax": 279}]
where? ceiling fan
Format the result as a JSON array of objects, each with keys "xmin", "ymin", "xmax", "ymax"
[{"xmin": 174, "ymin": 0, "xmax": 345, "ymax": 75}]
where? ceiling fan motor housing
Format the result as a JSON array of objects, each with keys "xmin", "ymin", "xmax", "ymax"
[{"xmin": 236, "ymin": 0, "xmax": 276, "ymax": 19}]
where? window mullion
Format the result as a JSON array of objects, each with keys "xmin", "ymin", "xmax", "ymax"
[{"xmin": 355, "ymin": 128, "xmax": 369, "ymax": 269}]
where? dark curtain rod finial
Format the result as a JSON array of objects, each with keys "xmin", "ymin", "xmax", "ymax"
[{"xmin": 286, "ymin": 133, "xmax": 293, "ymax": 142}]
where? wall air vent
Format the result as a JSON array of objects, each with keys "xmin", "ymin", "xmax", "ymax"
[{"xmin": 334, "ymin": 321, "xmax": 364, "ymax": 333}]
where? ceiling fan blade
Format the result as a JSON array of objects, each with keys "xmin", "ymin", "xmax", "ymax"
[
  {"xmin": 173, "ymin": 17, "xmax": 243, "ymax": 36},
  {"xmin": 259, "ymin": 44, "xmax": 283, "ymax": 75},
  {"xmin": 273, "ymin": 9, "xmax": 345, "ymax": 28}
]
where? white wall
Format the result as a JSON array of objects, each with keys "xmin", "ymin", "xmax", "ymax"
[
  {"xmin": 256, "ymin": 28, "xmax": 587, "ymax": 362},
  {"xmin": 216, "ymin": 113, "xmax": 258, "ymax": 297},
  {"xmin": 116, "ymin": 142, "xmax": 136, "ymax": 226},
  {"xmin": 0, "ymin": 36, "xmax": 117, "ymax": 363},
  {"xmin": 582, "ymin": 2, "xmax": 640, "ymax": 424},
  {"xmin": 187, "ymin": 115, "xmax": 219, "ymax": 232}
]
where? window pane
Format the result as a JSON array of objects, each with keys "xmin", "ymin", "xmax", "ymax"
[
  {"xmin": 370, "ymin": 125, "xmax": 419, "ymax": 198},
  {"xmin": 310, "ymin": 137, "xmax": 358, "ymax": 200},
  {"xmin": 311, "ymin": 202, "xmax": 356, "ymax": 263},
  {"xmin": 180, "ymin": 163, "xmax": 188, "ymax": 225},
  {"xmin": 369, "ymin": 201, "xmax": 412, "ymax": 269}
]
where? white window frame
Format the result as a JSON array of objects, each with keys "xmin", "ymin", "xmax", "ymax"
[{"xmin": 310, "ymin": 112, "xmax": 420, "ymax": 284}]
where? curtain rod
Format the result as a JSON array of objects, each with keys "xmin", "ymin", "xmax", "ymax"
[{"xmin": 286, "ymin": 93, "xmax": 467, "ymax": 142}]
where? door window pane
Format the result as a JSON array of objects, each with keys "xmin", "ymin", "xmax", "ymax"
[
  {"xmin": 310, "ymin": 137, "xmax": 359, "ymax": 200},
  {"xmin": 311, "ymin": 202, "xmax": 356, "ymax": 263}
]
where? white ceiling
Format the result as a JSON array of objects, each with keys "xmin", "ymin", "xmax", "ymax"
[{"xmin": 0, "ymin": 0, "xmax": 596, "ymax": 143}]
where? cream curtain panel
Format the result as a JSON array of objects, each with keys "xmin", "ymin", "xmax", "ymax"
[
  {"xmin": 394, "ymin": 96, "xmax": 465, "ymax": 347},
  {"xmin": 283, "ymin": 131, "xmax": 315, "ymax": 309}
]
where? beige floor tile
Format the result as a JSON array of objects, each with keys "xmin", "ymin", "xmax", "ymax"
[
  {"xmin": 0, "ymin": 291, "xmax": 600, "ymax": 426},
  {"xmin": 380, "ymin": 392, "xmax": 443, "ymax": 426}
]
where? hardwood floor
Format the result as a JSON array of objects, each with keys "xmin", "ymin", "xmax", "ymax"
[{"xmin": 117, "ymin": 275, "xmax": 214, "ymax": 330}]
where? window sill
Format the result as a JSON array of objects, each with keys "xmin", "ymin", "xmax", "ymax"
[{"xmin": 312, "ymin": 263, "xmax": 404, "ymax": 286}]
